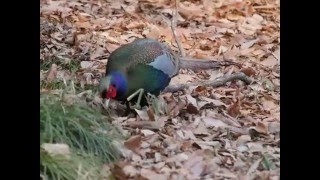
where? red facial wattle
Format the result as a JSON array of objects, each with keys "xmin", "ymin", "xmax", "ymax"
[{"xmin": 106, "ymin": 84, "xmax": 117, "ymax": 99}]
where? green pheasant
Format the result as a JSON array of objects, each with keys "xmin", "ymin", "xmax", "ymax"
[{"xmin": 99, "ymin": 38, "xmax": 180, "ymax": 109}]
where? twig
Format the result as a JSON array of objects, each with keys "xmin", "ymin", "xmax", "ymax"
[
  {"xmin": 163, "ymin": 72, "xmax": 253, "ymax": 92},
  {"xmin": 171, "ymin": 0, "xmax": 186, "ymax": 57},
  {"xmin": 180, "ymin": 57, "xmax": 241, "ymax": 70},
  {"xmin": 253, "ymin": 5, "xmax": 278, "ymax": 9}
]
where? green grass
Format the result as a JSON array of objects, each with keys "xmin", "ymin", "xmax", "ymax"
[
  {"xmin": 40, "ymin": 149, "xmax": 103, "ymax": 180},
  {"xmin": 41, "ymin": 80, "xmax": 66, "ymax": 90},
  {"xmin": 40, "ymin": 88, "xmax": 122, "ymax": 180}
]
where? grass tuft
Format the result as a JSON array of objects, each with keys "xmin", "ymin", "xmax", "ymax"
[{"xmin": 40, "ymin": 82, "xmax": 122, "ymax": 180}]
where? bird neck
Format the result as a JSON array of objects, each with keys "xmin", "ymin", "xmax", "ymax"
[{"xmin": 110, "ymin": 71, "xmax": 127, "ymax": 99}]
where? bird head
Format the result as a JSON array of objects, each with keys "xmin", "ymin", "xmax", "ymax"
[{"xmin": 99, "ymin": 76, "xmax": 117, "ymax": 99}]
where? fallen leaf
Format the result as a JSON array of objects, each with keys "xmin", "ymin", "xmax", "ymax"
[
  {"xmin": 183, "ymin": 155, "xmax": 204, "ymax": 177},
  {"xmin": 166, "ymin": 153, "xmax": 189, "ymax": 163},
  {"xmin": 80, "ymin": 61, "xmax": 96, "ymax": 69},
  {"xmin": 140, "ymin": 168, "xmax": 167, "ymax": 180},
  {"xmin": 227, "ymin": 99, "xmax": 241, "ymax": 118},
  {"xmin": 240, "ymin": 67, "xmax": 256, "ymax": 77},
  {"xmin": 141, "ymin": 129, "xmax": 155, "ymax": 136},
  {"xmin": 46, "ymin": 64, "xmax": 58, "ymax": 82},
  {"xmin": 272, "ymin": 48, "xmax": 280, "ymax": 61},
  {"xmin": 262, "ymin": 100, "xmax": 277, "ymax": 112},
  {"xmin": 268, "ymin": 122, "xmax": 280, "ymax": 134},
  {"xmin": 41, "ymin": 143, "xmax": 70, "ymax": 157},
  {"xmin": 260, "ymin": 55, "xmax": 278, "ymax": 67},
  {"xmin": 186, "ymin": 95, "xmax": 198, "ymax": 107},
  {"xmin": 236, "ymin": 135, "xmax": 251, "ymax": 146},
  {"xmin": 135, "ymin": 109, "xmax": 150, "ymax": 121},
  {"xmin": 145, "ymin": 24, "xmax": 161, "ymax": 39},
  {"xmin": 127, "ymin": 120, "xmax": 164, "ymax": 130},
  {"xmin": 74, "ymin": 21, "xmax": 92, "ymax": 30},
  {"xmin": 202, "ymin": 117, "xmax": 228, "ymax": 128},
  {"xmin": 124, "ymin": 135, "xmax": 142, "ymax": 152},
  {"xmin": 125, "ymin": 21, "xmax": 145, "ymax": 30},
  {"xmin": 247, "ymin": 158, "xmax": 262, "ymax": 177},
  {"xmin": 123, "ymin": 165, "xmax": 138, "ymax": 177},
  {"xmin": 193, "ymin": 121, "xmax": 210, "ymax": 135},
  {"xmin": 154, "ymin": 152, "xmax": 161, "ymax": 162},
  {"xmin": 90, "ymin": 46, "xmax": 106, "ymax": 60},
  {"xmin": 179, "ymin": 2, "xmax": 204, "ymax": 20},
  {"xmin": 241, "ymin": 39, "xmax": 259, "ymax": 50},
  {"xmin": 186, "ymin": 103, "xmax": 199, "ymax": 114},
  {"xmin": 199, "ymin": 96, "xmax": 227, "ymax": 107}
]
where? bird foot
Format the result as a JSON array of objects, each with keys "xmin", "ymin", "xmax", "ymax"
[
  {"xmin": 129, "ymin": 103, "xmax": 141, "ymax": 110},
  {"xmin": 127, "ymin": 88, "xmax": 144, "ymax": 110}
]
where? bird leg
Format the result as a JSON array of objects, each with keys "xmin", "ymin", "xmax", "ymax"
[{"xmin": 127, "ymin": 88, "xmax": 144, "ymax": 109}]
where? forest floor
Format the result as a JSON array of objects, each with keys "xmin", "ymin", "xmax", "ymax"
[{"xmin": 40, "ymin": 0, "xmax": 280, "ymax": 179}]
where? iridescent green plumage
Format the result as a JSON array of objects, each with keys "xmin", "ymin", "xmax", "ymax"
[{"xmin": 99, "ymin": 38, "xmax": 180, "ymax": 108}]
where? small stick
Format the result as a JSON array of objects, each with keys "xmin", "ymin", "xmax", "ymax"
[
  {"xmin": 179, "ymin": 57, "xmax": 241, "ymax": 70},
  {"xmin": 163, "ymin": 72, "xmax": 253, "ymax": 92},
  {"xmin": 171, "ymin": 0, "xmax": 186, "ymax": 57}
]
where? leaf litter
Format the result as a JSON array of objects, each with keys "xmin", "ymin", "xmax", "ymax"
[{"xmin": 40, "ymin": 0, "xmax": 280, "ymax": 179}]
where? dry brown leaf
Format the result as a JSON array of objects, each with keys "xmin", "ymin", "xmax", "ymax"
[
  {"xmin": 262, "ymin": 100, "xmax": 277, "ymax": 112},
  {"xmin": 238, "ymin": 14, "xmax": 265, "ymax": 35},
  {"xmin": 252, "ymin": 121, "xmax": 269, "ymax": 134},
  {"xmin": 199, "ymin": 96, "xmax": 227, "ymax": 107},
  {"xmin": 193, "ymin": 121, "xmax": 210, "ymax": 135},
  {"xmin": 145, "ymin": 24, "xmax": 161, "ymax": 39},
  {"xmin": 46, "ymin": 64, "xmax": 58, "ymax": 82},
  {"xmin": 135, "ymin": 109, "xmax": 150, "ymax": 121},
  {"xmin": 123, "ymin": 165, "xmax": 139, "ymax": 177},
  {"xmin": 141, "ymin": 129, "xmax": 155, "ymax": 136},
  {"xmin": 268, "ymin": 122, "xmax": 280, "ymax": 134},
  {"xmin": 41, "ymin": 1, "xmax": 72, "ymax": 14},
  {"xmin": 247, "ymin": 158, "xmax": 262, "ymax": 177},
  {"xmin": 80, "ymin": 61, "xmax": 98, "ymax": 69},
  {"xmin": 125, "ymin": 21, "xmax": 146, "ymax": 30},
  {"xmin": 90, "ymin": 46, "xmax": 106, "ymax": 60},
  {"xmin": 166, "ymin": 153, "xmax": 189, "ymax": 163},
  {"xmin": 236, "ymin": 135, "xmax": 251, "ymax": 146},
  {"xmin": 272, "ymin": 48, "xmax": 280, "ymax": 61},
  {"xmin": 241, "ymin": 39, "xmax": 259, "ymax": 50},
  {"xmin": 127, "ymin": 120, "xmax": 164, "ymax": 130},
  {"xmin": 227, "ymin": 99, "xmax": 241, "ymax": 118},
  {"xmin": 240, "ymin": 67, "xmax": 256, "ymax": 77},
  {"xmin": 170, "ymin": 74, "xmax": 195, "ymax": 85},
  {"xmin": 223, "ymin": 46, "xmax": 239, "ymax": 61},
  {"xmin": 182, "ymin": 130, "xmax": 197, "ymax": 140},
  {"xmin": 111, "ymin": 163, "xmax": 127, "ymax": 180},
  {"xmin": 186, "ymin": 103, "xmax": 199, "ymax": 114},
  {"xmin": 106, "ymin": 43, "xmax": 120, "ymax": 54},
  {"xmin": 183, "ymin": 155, "xmax": 204, "ymax": 177},
  {"xmin": 179, "ymin": 2, "xmax": 204, "ymax": 20},
  {"xmin": 75, "ymin": 21, "xmax": 92, "ymax": 30},
  {"xmin": 202, "ymin": 117, "xmax": 228, "ymax": 128},
  {"xmin": 124, "ymin": 135, "xmax": 142, "ymax": 152},
  {"xmin": 154, "ymin": 152, "xmax": 161, "ymax": 162},
  {"xmin": 141, "ymin": 168, "xmax": 167, "ymax": 180},
  {"xmin": 260, "ymin": 55, "xmax": 278, "ymax": 67}
]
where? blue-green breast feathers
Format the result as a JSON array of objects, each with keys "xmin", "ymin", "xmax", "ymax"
[{"xmin": 103, "ymin": 38, "xmax": 180, "ymax": 102}]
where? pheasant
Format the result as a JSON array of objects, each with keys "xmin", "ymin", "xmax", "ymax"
[
  {"xmin": 99, "ymin": 38, "xmax": 237, "ymax": 109},
  {"xmin": 99, "ymin": 38, "xmax": 180, "ymax": 109}
]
